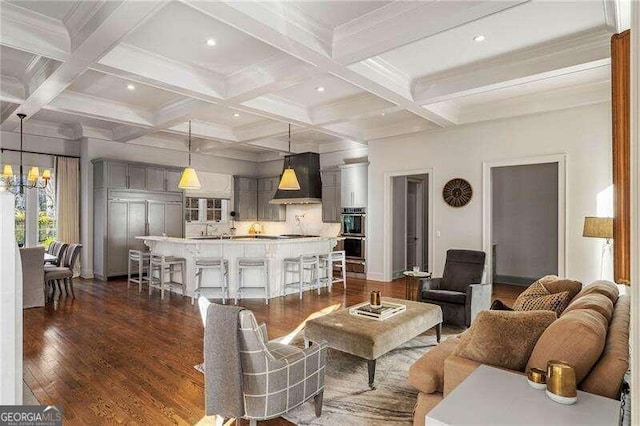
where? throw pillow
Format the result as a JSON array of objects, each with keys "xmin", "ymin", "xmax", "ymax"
[
  {"xmin": 526, "ymin": 309, "xmax": 607, "ymax": 383},
  {"xmin": 562, "ymin": 293, "xmax": 614, "ymax": 323},
  {"xmin": 453, "ymin": 310, "xmax": 557, "ymax": 372},
  {"xmin": 542, "ymin": 278, "xmax": 582, "ymax": 301},
  {"xmin": 574, "ymin": 280, "xmax": 619, "ymax": 304},
  {"xmin": 512, "ymin": 280, "xmax": 571, "ymax": 316}
]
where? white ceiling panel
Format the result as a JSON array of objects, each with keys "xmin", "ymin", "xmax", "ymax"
[
  {"xmin": 191, "ymin": 103, "xmax": 266, "ymax": 127},
  {"xmin": 377, "ymin": 0, "xmax": 607, "ymax": 80},
  {"xmin": 124, "ymin": 1, "xmax": 281, "ymax": 76},
  {"xmin": 291, "ymin": 1, "xmax": 391, "ymax": 29},
  {"xmin": 274, "ymin": 74, "xmax": 366, "ymax": 108},
  {"xmin": 0, "ymin": 45, "xmax": 38, "ymax": 79},
  {"xmin": 66, "ymin": 70, "xmax": 182, "ymax": 110}
]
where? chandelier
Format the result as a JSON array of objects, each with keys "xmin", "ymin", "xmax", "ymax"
[{"xmin": 1, "ymin": 113, "xmax": 51, "ymax": 194}]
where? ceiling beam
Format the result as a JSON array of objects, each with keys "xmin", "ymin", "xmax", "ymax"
[
  {"xmin": 413, "ymin": 29, "xmax": 612, "ymax": 105},
  {"xmin": 2, "ymin": 1, "xmax": 167, "ymax": 129},
  {"xmin": 332, "ymin": 0, "xmax": 529, "ymax": 65}
]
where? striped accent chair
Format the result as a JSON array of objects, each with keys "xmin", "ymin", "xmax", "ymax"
[
  {"xmin": 199, "ymin": 298, "xmax": 328, "ymax": 425},
  {"xmin": 46, "ymin": 241, "xmax": 68, "ymax": 267}
]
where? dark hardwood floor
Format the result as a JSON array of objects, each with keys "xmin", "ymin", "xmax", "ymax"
[{"xmin": 23, "ymin": 277, "xmax": 523, "ymax": 425}]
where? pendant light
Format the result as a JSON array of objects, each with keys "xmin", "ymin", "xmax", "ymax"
[
  {"xmin": 278, "ymin": 124, "xmax": 300, "ymax": 191},
  {"xmin": 178, "ymin": 120, "xmax": 201, "ymax": 190}
]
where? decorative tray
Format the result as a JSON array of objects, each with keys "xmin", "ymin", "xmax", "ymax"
[{"xmin": 349, "ymin": 301, "xmax": 406, "ymax": 321}]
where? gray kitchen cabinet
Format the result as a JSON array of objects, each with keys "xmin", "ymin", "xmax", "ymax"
[
  {"xmin": 127, "ymin": 201, "xmax": 147, "ymax": 253},
  {"xmin": 164, "ymin": 202, "xmax": 183, "ymax": 237},
  {"xmin": 128, "ymin": 164, "xmax": 147, "ymax": 190},
  {"xmin": 148, "ymin": 201, "xmax": 166, "ymax": 236},
  {"xmin": 92, "ymin": 159, "xmax": 184, "ymax": 193},
  {"xmin": 107, "ymin": 162, "xmax": 128, "ymax": 189},
  {"xmin": 340, "ymin": 163, "xmax": 368, "ymax": 208},
  {"xmin": 234, "ymin": 177, "xmax": 258, "ymax": 221},
  {"xmin": 93, "ymin": 182, "xmax": 184, "ymax": 280},
  {"xmin": 321, "ymin": 169, "xmax": 341, "ymax": 223},
  {"xmin": 257, "ymin": 176, "xmax": 285, "ymax": 221},
  {"xmin": 146, "ymin": 166, "xmax": 166, "ymax": 191},
  {"xmin": 166, "ymin": 169, "xmax": 182, "ymax": 192},
  {"xmin": 106, "ymin": 200, "xmax": 128, "ymax": 276}
]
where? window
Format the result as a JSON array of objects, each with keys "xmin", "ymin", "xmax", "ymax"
[
  {"xmin": 185, "ymin": 197, "xmax": 228, "ymax": 223},
  {"xmin": 4, "ymin": 170, "xmax": 56, "ymax": 248}
]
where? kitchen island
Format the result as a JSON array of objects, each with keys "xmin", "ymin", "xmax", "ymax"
[{"xmin": 137, "ymin": 235, "xmax": 338, "ymax": 300}]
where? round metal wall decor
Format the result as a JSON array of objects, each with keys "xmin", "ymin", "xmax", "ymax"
[{"xmin": 442, "ymin": 178, "xmax": 472, "ymax": 207}]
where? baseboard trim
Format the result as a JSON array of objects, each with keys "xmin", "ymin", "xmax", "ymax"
[
  {"xmin": 366, "ymin": 272, "xmax": 387, "ymax": 282},
  {"xmin": 495, "ymin": 274, "xmax": 537, "ymax": 286}
]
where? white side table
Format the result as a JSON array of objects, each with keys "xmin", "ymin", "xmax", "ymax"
[{"xmin": 427, "ymin": 365, "xmax": 621, "ymax": 426}]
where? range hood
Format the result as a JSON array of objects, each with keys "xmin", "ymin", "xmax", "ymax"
[{"xmin": 270, "ymin": 152, "xmax": 322, "ymax": 204}]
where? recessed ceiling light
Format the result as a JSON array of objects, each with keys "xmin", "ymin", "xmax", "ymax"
[
  {"xmin": 473, "ymin": 35, "xmax": 486, "ymax": 42},
  {"xmin": 316, "ymin": 86, "xmax": 325, "ymax": 93},
  {"xmin": 233, "ymin": 112, "xmax": 240, "ymax": 117},
  {"xmin": 126, "ymin": 84, "xmax": 135, "ymax": 91},
  {"xmin": 381, "ymin": 112, "xmax": 386, "ymax": 116},
  {"xmin": 206, "ymin": 38, "xmax": 216, "ymax": 46}
]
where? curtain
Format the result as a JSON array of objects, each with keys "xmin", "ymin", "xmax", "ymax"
[
  {"xmin": 55, "ymin": 157, "xmax": 80, "ymax": 276},
  {"xmin": 611, "ymin": 30, "xmax": 631, "ymax": 285}
]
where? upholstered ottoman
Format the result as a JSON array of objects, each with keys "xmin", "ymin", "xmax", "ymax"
[{"xmin": 305, "ymin": 297, "xmax": 442, "ymax": 388}]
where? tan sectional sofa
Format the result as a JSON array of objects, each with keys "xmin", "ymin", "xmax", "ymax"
[{"xmin": 408, "ymin": 279, "xmax": 630, "ymax": 426}]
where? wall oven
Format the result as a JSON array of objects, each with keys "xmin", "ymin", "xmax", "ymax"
[
  {"xmin": 343, "ymin": 236, "xmax": 365, "ymax": 261},
  {"xmin": 341, "ymin": 207, "xmax": 365, "ymax": 236}
]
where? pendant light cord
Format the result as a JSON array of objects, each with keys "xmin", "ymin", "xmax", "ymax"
[
  {"xmin": 188, "ymin": 120, "xmax": 192, "ymax": 166},
  {"xmin": 287, "ymin": 123, "xmax": 291, "ymax": 167},
  {"xmin": 18, "ymin": 113, "xmax": 25, "ymax": 193}
]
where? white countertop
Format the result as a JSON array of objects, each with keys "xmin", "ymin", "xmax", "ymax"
[{"xmin": 136, "ymin": 235, "xmax": 337, "ymax": 244}]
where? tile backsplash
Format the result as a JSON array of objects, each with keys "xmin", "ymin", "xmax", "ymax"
[{"xmin": 185, "ymin": 204, "xmax": 341, "ymax": 237}]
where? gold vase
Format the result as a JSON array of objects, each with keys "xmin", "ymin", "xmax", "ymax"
[
  {"xmin": 546, "ymin": 360, "xmax": 577, "ymax": 404},
  {"xmin": 370, "ymin": 291, "xmax": 381, "ymax": 308}
]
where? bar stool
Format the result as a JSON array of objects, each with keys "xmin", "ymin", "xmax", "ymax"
[
  {"xmin": 149, "ymin": 254, "xmax": 187, "ymax": 300},
  {"xmin": 128, "ymin": 249, "xmax": 151, "ymax": 292},
  {"xmin": 319, "ymin": 250, "xmax": 347, "ymax": 292},
  {"xmin": 192, "ymin": 257, "xmax": 229, "ymax": 305},
  {"xmin": 282, "ymin": 254, "xmax": 321, "ymax": 299},
  {"xmin": 235, "ymin": 258, "xmax": 269, "ymax": 305}
]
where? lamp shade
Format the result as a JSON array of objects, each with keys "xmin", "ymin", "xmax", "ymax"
[
  {"xmin": 2, "ymin": 164, "xmax": 13, "ymax": 178},
  {"xmin": 278, "ymin": 167, "xmax": 300, "ymax": 190},
  {"xmin": 27, "ymin": 166, "xmax": 39, "ymax": 182},
  {"xmin": 42, "ymin": 169, "xmax": 51, "ymax": 180},
  {"xmin": 583, "ymin": 216, "xmax": 613, "ymax": 239},
  {"xmin": 178, "ymin": 167, "xmax": 201, "ymax": 190}
]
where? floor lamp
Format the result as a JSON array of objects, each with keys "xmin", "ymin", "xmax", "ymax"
[{"xmin": 582, "ymin": 216, "xmax": 614, "ymax": 280}]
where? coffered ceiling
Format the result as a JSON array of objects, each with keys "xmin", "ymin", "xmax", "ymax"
[{"xmin": 0, "ymin": 0, "xmax": 631, "ymax": 162}]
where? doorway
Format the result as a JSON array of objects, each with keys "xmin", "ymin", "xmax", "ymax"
[
  {"xmin": 484, "ymin": 155, "xmax": 566, "ymax": 286},
  {"xmin": 392, "ymin": 174, "xmax": 429, "ymax": 278}
]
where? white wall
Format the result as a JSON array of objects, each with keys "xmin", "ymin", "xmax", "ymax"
[{"xmin": 367, "ymin": 102, "xmax": 612, "ymax": 284}]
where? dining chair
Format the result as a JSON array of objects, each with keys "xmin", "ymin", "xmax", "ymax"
[{"xmin": 45, "ymin": 244, "xmax": 82, "ymax": 297}]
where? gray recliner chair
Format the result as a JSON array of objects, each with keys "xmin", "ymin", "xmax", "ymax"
[{"xmin": 418, "ymin": 249, "xmax": 491, "ymax": 327}]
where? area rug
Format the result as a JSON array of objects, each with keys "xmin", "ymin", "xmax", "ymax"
[{"xmin": 282, "ymin": 325, "xmax": 463, "ymax": 426}]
